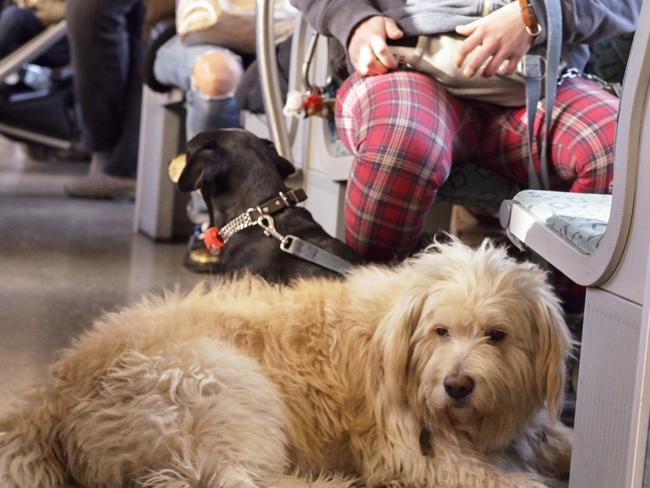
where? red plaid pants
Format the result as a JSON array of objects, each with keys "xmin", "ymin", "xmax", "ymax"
[{"xmin": 336, "ymin": 71, "xmax": 618, "ymax": 261}]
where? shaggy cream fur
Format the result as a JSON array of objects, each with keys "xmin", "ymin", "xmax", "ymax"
[{"xmin": 0, "ymin": 239, "xmax": 572, "ymax": 488}]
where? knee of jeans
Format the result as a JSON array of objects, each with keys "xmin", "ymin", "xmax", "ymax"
[{"xmin": 192, "ymin": 50, "xmax": 243, "ymax": 98}]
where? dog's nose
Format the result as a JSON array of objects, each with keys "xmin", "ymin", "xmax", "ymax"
[{"xmin": 443, "ymin": 374, "xmax": 475, "ymax": 399}]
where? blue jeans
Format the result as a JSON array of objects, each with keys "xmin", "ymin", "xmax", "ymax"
[
  {"xmin": 66, "ymin": 0, "xmax": 144, "ymax": 178},
  {"xmin": 153, "ymin": 35, "xmax": 241, "ymax": 140}
]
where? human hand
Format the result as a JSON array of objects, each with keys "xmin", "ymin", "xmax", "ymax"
[
  {"xmin": 454, "ymin": 2, "xmax": 533, "ymax": 78},
  {"xmin": 348, "ymin": 16, "xmax": 404, "ymax": 76}
]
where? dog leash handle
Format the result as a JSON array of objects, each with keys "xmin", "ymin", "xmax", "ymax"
[
  {"xmin": 522, "ymin": 0, "xmax": 562, "ymax": 190},
  {"xmin": 280, "ymin": 236, "xmax": 354, "ymax": 275},
  {"xmin": 257, "ymin": 214, "xmax": 354, "ymax": 275}
]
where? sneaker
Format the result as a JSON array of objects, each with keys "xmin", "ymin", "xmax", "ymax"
[
  {"xmin": 64, "ymin": 172, "xmax": 136, "ymax": 200},
  {"xmin": 182, "ymin": 224, "xmax": 221, "ymax": 273}
]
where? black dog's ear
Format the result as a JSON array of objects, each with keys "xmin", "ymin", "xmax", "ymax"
[
  {"xmin": 177, "ymin": 147, "xmax": 228, "ymax": 192},
  {"xmin": 176, "ymin": 152, "xmax": 205, "ymax": 192},
  {"xmin": 259, "ymin": 138, "xmax": 296, "ymax": 180},
  {"xmin": 272, "ymin": 154, "xmax": 296, "ymax": 180}
]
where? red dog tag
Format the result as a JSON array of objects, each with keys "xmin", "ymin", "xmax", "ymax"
[{"xmin": 203, "ymin": 226, "xmax": 224, "ymax": 254}]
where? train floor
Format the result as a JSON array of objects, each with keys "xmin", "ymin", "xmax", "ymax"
[{"xmin": 0, "ymin": 136, "xmax": 198, "ymax": 463}]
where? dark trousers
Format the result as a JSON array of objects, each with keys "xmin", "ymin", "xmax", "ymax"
[
  {"xmin": 0, "ymin": 4, "xmax": 69, "ymax": 66},
  {"xmin": 66, "ymin": 0, "xmax": 145, "ymax": 178}
]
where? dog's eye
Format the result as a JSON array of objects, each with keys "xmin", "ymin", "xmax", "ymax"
[
  {"xmin": 486, "ymin": 329, "xmax": 506, "ymax": 342},
  {"xmin": 434, "ymin": 327, "xmax": 449, "ymax": 338}
]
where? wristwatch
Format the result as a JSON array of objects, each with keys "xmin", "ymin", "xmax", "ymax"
[{"xmin": 517, "ymin": 0, "xmax": 542, "ymax": 37}]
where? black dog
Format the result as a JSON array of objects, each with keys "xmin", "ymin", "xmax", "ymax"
[{"xmin": 171, "ymin": 129, "xmax": 363, "ymax": 283}]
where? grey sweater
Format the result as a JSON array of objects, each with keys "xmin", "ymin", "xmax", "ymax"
[{"xmin": 290, "ymin": 0, "xmax": 641, "ymax": 69}]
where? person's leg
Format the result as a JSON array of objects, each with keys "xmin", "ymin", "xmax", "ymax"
[
  {"xmin": 336, "ymin": 71, "xmax": 477, "ymax": 261},
  {"xmin": 101, "ymin": 1, "xmax": 144, "ymax": 179},
  {"xmin": 185, "ymin": 50, "xmax": 242, "ymax": 136},
  {"xmin": 65, "ymin": 0, "xmax": 143, "ymax": 198},
  {"xmin": 153, "ymin": 36, "xmax": 244, "ymax": 271},
  {"xmin": 0, "ymin": 4, "xmax": 68, "ymax": 68},
  {"xmin": 66, "ymin": 0, "xmax": 143, "ymax": 154},
  {"xmin": 475, "ymin": 77, "xmax": 617, "ymax": 194},
  {"xmin": 153, "ymin": 35, "xmax": 243, "ymax": 140},
  {"xmin": 0, "ymin": 5, "xmax": 44, "ymax": 59}
]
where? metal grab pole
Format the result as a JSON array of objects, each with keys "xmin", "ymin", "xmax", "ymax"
[
  {"xmin": 0, "ymin": 20, "xmax": 67, "ymax": 84},
  {"xmin": 255, "ymin": 0, "xmax": 292, "ymax": 162}
]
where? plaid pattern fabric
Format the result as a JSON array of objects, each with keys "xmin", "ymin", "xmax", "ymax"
[{"xmin": 336, "ymin": 71, "xmax": 618, "ymax": 261}]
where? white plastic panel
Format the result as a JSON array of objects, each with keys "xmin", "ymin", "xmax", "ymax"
[
  {"xmin": 301, "ymin": 168, "xmax": 347, "ymax": 239},
  {"xmin": 134, "ymin": 87, "xmax": 188, "ymax": 240},
  {"xmin": 604, "ymin": 99, "xmax": 650, "ymax": 304},
  {"xmin": 570, "ymin": 289, "xmax": 643, "ymax": 488}
]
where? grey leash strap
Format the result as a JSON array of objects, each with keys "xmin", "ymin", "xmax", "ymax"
[
  {"xmin": 281, "ymin": 236, "xmax": 354, "ymax": 275},
  {"xmin": 523, "ymin": 55, "xmax": 543, "ymax": 190},
  {"xmin": 523, "ymin": 0, "xmax": 563, "ymax": 190},
  {"xmin": 256, "ymin": 214, "xmax": 354, "ymax": 275}
]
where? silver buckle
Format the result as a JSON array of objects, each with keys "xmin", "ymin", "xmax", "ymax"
[
  {"xmin": 520, "ymin": 54, "xmax": 544, "ymax": 78},
  {"xmin": 278, "ymin": 191, "xmax": 291, "ymax": 207}
]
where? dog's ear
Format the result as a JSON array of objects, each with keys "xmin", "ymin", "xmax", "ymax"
[
  {"xmin": 259, "ymin": 138, "xmax": 295, "ymax": 179},
  {"xmin": 176, "ymin": 145, "xmax": 229, "ymax": 193},
  {"xmin": 533, "ymin": 291, "xmax": 572, "ymax": 420},
  {"xmin": 177, "ymin": 150, "xmax": 206, "ymax": 192},
  {"xmin": 168, "ymin": 154, "xmax": 187, "ymax": 184},
  {"xmin": 272, "ymin": 154, "xmax": 296, "ymax": 180},
  {"xmin": 373, "ymin": 284, "xmax": 427, "ymax": 406}
]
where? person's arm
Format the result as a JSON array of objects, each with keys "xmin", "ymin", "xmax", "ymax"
[
  {"xmin": 290, "ymin": 0, "xmax": 404, "ymax": 76},
  {"xmin": 346, "ymin": 16, "xmax": 404, "ymax": 75},
  {"xmin": 454, "ymin": 0, "xmax": 641, "ymax": 79},
  {"xmin": 454, "ymin": 2, "xmax": 532, "ymax": 77},
  {"xmin": 290, "ymin": 0, "xmax": 381, "ymax": 49}
]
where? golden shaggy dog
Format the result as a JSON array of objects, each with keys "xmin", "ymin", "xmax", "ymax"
[{"xmin": 0, "ymin": 240, "xmax": 572, "ymax": 488}]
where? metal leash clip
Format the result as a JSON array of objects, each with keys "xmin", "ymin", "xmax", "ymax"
[
  {"xmin": 558, "ymin": 68, "xmax": 621, "ymax": 97},
  {"xmin": 256, "ymin": 213, "xmax": 353, "ymax": 275},
  {"xmin": 256, "ymin": 214, "xmax": 300, "ymax": 254},
  {"xmin": 257, "ymin": 214, "xmax": 285, "ymax": 242}
]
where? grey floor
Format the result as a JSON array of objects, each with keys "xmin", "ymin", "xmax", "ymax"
[{"xmin": 0, "ymin": 136, "xmax": 199, "ymax": 418}]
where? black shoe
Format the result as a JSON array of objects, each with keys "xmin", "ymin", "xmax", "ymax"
[{"xmin": 182, "ymin": 224, "xmax": 221, "ymax": 273}]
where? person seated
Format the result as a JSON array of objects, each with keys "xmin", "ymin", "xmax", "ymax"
[
  {"xmin": 291, "ymin": 0, "xmax": 639, "ymax": 415},
  {"xmin": 152, "ymin": 0, "xmax": 295, "ymax": 271},
  {"xmin": 0, "ymin": 0, "xmax": 68, "ymax": 67},
  {"xmin": 290, "ymin": 0, "xmax": 639, "ymax": 263}
]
